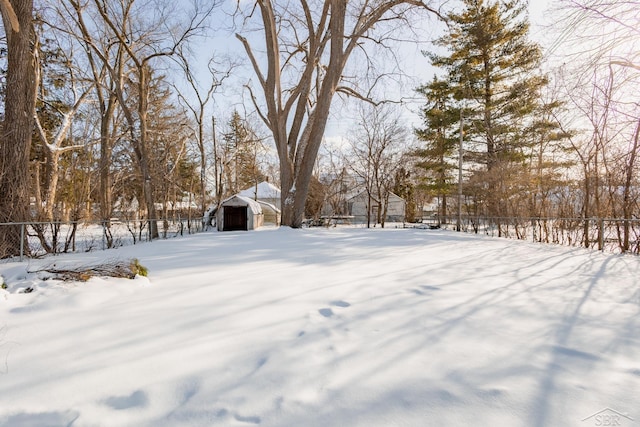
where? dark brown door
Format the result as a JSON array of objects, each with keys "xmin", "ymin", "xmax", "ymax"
[{"xmin": 224, "ymin": 206, "xmax": 248, "ymax": 231}]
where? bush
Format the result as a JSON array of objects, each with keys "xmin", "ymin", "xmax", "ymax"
[{"xmin": 130, "ymin": 258, "xmax": 148, "ymax": 277}]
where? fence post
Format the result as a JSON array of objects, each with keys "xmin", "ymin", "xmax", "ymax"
[
  {"xmin": 20, "ymin": 223, "xmax": 25, "ymax": 262},
  {"xmin": 599, "ymin": 218, "xmax": 605, "ymax": 251},
  {"xmin": 102, "ymin": 221, "xmax": 106, "ymax": 250}
]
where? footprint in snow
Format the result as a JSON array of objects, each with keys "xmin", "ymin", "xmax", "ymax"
[
  {"xmin": 331, "ymin": 300, "xmax": 351, "ymax": 308},
  {"xmin": 318, "ymin": 301, "xmax": 351, "ymax": 317},
  {"xmin": 318, "ymin": 308, "xmax": 334, "ymax": 318},
  {"xmin": 411, "ymin": 285, "xmax": 441, "ymax": 295},
  {"xmin": 103, "ymin": 390, "xmax": 148, "ymax": 410},
  {"xmin": 234, "ymin": 413, "xmax": 261, "ymax": 424}
]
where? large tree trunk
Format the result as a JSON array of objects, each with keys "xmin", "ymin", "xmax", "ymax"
[
  {"xmin": 280, "ymin": 0, "xmax": 345, "ymax": 228},
  {"xmin": 239, "ymin": 0, "xmax": 440, "ymax": 229},
  {"xmin": 0, "ymin": 0, "xmax": 36, "ymax": 258}
]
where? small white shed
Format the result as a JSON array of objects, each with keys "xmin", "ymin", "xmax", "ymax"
[{"xmin": 217, "ymin": 195, "xmax": 264, "ymax": 231}]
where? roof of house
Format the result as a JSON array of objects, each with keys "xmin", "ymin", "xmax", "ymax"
[
  {"xmin": 345, "ymin": 189, "xmax": 405, "ymax": 202},
  {"xmin": 238, "ymin": 181, "xmax": 281, "ymax": 200}
]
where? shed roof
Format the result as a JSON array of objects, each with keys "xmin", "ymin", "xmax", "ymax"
[
  {"xmin": 221, "ymin": 195, "xmax": 263, "ymax": 215},
  {"xmin": 257, "ymin": 200, "xmax": 280, "ymax": 213}
]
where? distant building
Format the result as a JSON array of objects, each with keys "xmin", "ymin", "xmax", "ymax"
[
  {"xmin": 319, "ymin": 171, "xmax": 406, "ymax": 224},
  {"xmin": 345, "ymin": 190, "xmax": 406, "ymax": 223},
  {"xmin": 238, "ymin": 181, "xmax": 282, "ymax": 209}
]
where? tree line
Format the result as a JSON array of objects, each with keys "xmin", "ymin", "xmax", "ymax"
[
  {"xmin": 414, "ymin": 0, "xmax": 639, "ymax": 253},
  {"xmin": 0, "ymin": 0, "xmax": 271, "ymax": 257},
  {"xmin": 1, "ymin": 0, "xmax": 639, "ymax": 257}
]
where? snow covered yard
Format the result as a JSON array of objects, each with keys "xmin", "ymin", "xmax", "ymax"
[{"xmin": 1, "ymin": 227, "xmax": 639, "ymax": 427}]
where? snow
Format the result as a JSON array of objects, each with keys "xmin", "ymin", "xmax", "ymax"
[
  {"xmin": 238, "ymin": 182, "xmax": 281, "ymax": 200},
  {"xmin": 0, "ymin": 227, "xmax": 639, "ymax": 427}
]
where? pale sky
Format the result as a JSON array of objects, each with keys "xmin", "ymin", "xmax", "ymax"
[
  {"xmin": 197, "ymin": 1, "xmax": 557, "ymax": 146},
  {"xmin": 323, "ymin": 0, "xmax": 556, "ymax": 143}
]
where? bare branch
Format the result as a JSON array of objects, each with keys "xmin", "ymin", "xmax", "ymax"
[
  {"xmin": 244, "ymin": 83, "xmax": 272, "ymax": 130},
  {"xmin": 0, "ymin": 0, "xmax": 19, "ymax": 32},
  {"xmin": 235, "ymin": 34, "xmax": 267, "ymax": 91}
]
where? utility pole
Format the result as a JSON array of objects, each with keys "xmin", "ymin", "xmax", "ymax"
[
  {"xmin": 457, "ymin": 108, "xmax": 463, "ymax": 232},
  {"xmin": 212, "ymin": 116, "xmax": 220, "ymax": 205}
]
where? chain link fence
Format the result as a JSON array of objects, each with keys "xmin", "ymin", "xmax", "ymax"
[
  {"xmin": 4, "ymin": 216, "xmax": 639, "ymax": 261},
  {"xmin": 425, "ymin": 216, "xmax": 640, "ymax": 255},
  {"xmin": 1, "ymin": 218, "xmax": 209, "ymax": 262}
]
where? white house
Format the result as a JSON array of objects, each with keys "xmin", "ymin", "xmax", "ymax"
[
  {"xmin": 238, "ymin": 181, "xmax": 282, "ymax": 209},
  {"xmin": 346, "ymin": 190, "xmax": 406, "ymax": 223}
]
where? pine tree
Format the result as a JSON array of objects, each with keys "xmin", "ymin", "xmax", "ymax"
[
  {"xmin": 429, "ymin": 0, "xmax": 546, "ymax": 216},
  {"xmin": 414, "ymin": 76, "xmax": 460, "ymax": 220},
  {"xmin": 221, "ymin": 111, "xmax": 265, "ymax": 196},
  {"xmin": 393, "ymin": 166, "xmax": 417, "ymax": 223}
]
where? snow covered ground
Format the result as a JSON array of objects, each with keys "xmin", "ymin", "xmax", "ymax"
[{"xmin": 1, "ymin": 227, "xmax": 639, "ymax": 427}]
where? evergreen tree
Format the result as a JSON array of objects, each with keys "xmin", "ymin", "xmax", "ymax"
[
  {"xmin": 222, "ymin": 111, "xmax": 265, "ymax": 196},
  {"xmin": 429, "ymin": 0, "xmax": 546, "ymax": 216},
  {"xmin": 393, "ymin": 166, "xmax": 417, "ymax": 223},
  {"xmin": 414, "ymin": 76, "xmax": 460, "ymax": 220}
]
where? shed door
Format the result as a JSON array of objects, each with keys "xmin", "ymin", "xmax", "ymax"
[{"xmin": 224, "ymin": 206, "xmax": 248, "ymax": 231}]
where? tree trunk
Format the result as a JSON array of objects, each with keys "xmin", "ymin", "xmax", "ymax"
[
  {"xmin": 198, "ymin": 113, "xmax": 206, "ymax": 217},
  {"xmin": 137, "ymin": 67, "xmax": 159, "ymax": 239},
  {"xmin": 43, "ymin": 149, "xmax": 60, "ymax": 220},
  {"xmin": 0, "ymin": 0, "xmax": 36, "ymax": 258},
  {"xmin": 100, "ymin": 94, "xmax": 116, "ymax": 224}
]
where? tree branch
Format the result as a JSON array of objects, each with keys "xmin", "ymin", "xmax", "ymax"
[{"xmin": 0, "ymin": 0, "xmax": 19, "ymax": 33}]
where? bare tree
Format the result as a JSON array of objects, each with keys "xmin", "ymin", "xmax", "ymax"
[
  {"xmin": 68, "ymin": 0, "xmax": 215, "ymax": 238},
  {"xmin": 236, "ymin": 0, "xmax": 442, "ymax": 227},
  {"xmin": 146, "ymin": 77, "xmax": 196, "ymax": 229},
  {"xmin": 348, "ymin": 105, "xmax": 408, "ymax": 228},
  {"xmin": 553, "ymin": 0, "xmax": 640, "ymax": 251},
  {"xmin": 315, "ymin": 143, "xmax": 350, "ymax": 219},
  {"xmin": 173, "ymin": 47, "xmax": 234, "ymax": 217},
  {"xmin": 0, "ymin": 0, "xmax": 36, "ymax": 258},
  {"xmin": 58, "ymin": 0, "xmax": 124, "ymax": 228},
  {"xmin": 32, "ymin": 33, "xmax": 93, "ymax": 220}
]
